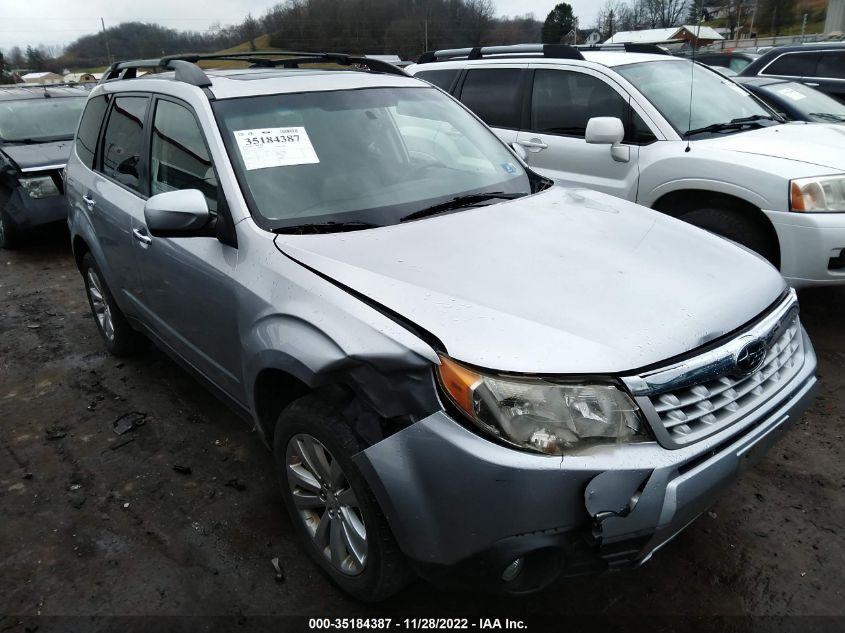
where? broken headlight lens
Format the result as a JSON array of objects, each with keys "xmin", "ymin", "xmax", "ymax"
[
  {"xmin": 19, "ymin": 175, "xmax": 59, "ymax": 199},
  {"xmin": 437, "ymin": 355, "xmax": 647, "ymax": 455}
]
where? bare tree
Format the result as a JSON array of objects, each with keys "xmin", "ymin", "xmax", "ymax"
[{"xmin": 641, "ymin": 0, "xmax": 689, "ymax": 28}]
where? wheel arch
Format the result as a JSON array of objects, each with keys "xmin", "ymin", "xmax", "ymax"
[{"xmin": 652, "ymin": 188, "xmax": 781, "ymax": 268}]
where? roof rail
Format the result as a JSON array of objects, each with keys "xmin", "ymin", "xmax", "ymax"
[
  {"xmin": 99, "ymin": 51, "xmax": 409, "ymax": 87},
  {"xmin": 416, "ymin": 43, "xmax": 585, "ymax": 64},
  {"xmin": 577, "ymin": 43, "xmax": 672, "ymax": 55}
]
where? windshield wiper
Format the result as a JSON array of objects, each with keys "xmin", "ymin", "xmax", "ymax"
[
  {"xmin": 400, "ymin": 192, "xmax": 526, "ymax": 223},
  {"xmin": 273, "ymin": 220, "xmax": 381, "ymax": 235},
  {"xmin": 684, "ymin": 114, "xmax": 779, "ymax": 138},
  {"xmin": 809, "ymin": 112, "xmax": 845, "ymax": 122},
  {"xmin": 3, "ymin": 136, "xmax": 73, "ymax": 145}
]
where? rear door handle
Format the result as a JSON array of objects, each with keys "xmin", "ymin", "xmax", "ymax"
[
  {"xmin": 132, "ymin": 228, "xmax": 152, "ymax": 246},
  {"xmin": 82, "ymin": 195, "xmax": 96, "ymax": 210},
  {"xmin": 517, "ymin": 138, "xmax": 548, "ymax": 151},
  {"xmin": 804, "ymin": 82, "xmax": 820, "ymax": 87}
]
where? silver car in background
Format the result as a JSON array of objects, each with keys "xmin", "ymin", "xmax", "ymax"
[{"xmin": 65, "ymin": 52, "xmax": 817, "ymax": 600}]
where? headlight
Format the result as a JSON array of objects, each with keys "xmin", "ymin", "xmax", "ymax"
[
  {"xmin": 790, "ymin": 175, "xmax": 845, "ymax": 212},
  {"xmin": 437, "ymin": 355, "xmax": 647, "ymax": 455},
  {"xmin": 19, "ymin": 175, "xmax": 60, "ymax": 199}
]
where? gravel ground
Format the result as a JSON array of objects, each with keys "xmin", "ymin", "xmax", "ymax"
[{"xmin": 1, "ymin": 228, "xmax": 843, "ymax": 627}]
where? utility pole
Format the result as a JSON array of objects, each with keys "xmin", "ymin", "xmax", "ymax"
[
  {"xmin": 800, "ymin": 13, "xmax": 808, "ymax": 42},
  {"xmin": 424, "ymin": 19, "xmax": 428, "ymax": 51},
  {"xmin": 101, "ymin": 18, "xmax": 112, "ymax": 65}
]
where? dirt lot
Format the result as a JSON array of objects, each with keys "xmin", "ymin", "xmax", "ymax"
[{"xmin": 1, "ymin": 228, "xmax": 844, "ymax": 626}]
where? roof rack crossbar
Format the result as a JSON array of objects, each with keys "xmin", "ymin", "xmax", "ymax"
[
  {"xmin": 576, "ymin": 43, "xmax": 671, "ymax": 55},
  {"xmin": 416, "ymin": 43, "xmax": 585, "ymax": 64},
  {"xmin": 98, "ymin": 50, "xmax": 409, "ymax": 86}
]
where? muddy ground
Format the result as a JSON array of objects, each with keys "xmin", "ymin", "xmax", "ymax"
[{"xmin": 1, "ymin": 228, "xmax": 843, "ymax": 628}]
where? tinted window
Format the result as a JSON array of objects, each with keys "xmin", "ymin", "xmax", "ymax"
[
  {"xmin": 631, "ymin": 110, "xmax": 657, "ymax": 144},
  {"xmin": 531, "ymin": 69, "xmax": 627, "ymax": 138},
  {"xmin": 100, "ymin": 96, "xmax": 149, "ymax": 193},
  {"xmin": 151, "ymin": 100, "xmax": 218, "ymax": 213},
  {"xmin": 460, "ymin": 69, "xmax": 523, "ymax": 129},
  {"xmin": 415, "ymin": 69, "xmax": 459, "ymax": 91},
  {"xmin": 75, "ymin": 95, "xmax": 109, "ymax": 170},
  {"xmin": 817, "ymin": 52, "xmax": 845, "ymax": 80},
  {"xmin": 764, "ymin": 52, "xmax": 820, "ymax": 77}
]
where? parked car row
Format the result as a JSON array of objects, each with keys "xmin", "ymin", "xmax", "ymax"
[
  {"xmin": 0, "ymin": 47, "xmax": 828, "ymax": 601},
  {"xmin": 409, "ymin": 44, "xmax": 845, "ymax": 287}
]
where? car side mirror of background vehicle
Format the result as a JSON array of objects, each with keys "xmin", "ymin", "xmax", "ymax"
[
  {"xmin": 510, "ymin": 142, "xmax": 528, "ymax": 163},
  {"xmin": 144, "ymin": 189, "xmax": 211, "ymax": 237},
  {"xmin": 585, "ymin": 117, "xmax": 630, "ymax": 163}
]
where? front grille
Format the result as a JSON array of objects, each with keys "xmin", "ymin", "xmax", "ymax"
[{"xmin": 646, "ymin": 313, "xmax": 804, "ymax": 445}]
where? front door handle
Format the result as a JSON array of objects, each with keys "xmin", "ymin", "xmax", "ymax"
[
  {"xmin": 132, "ymin": 228, "xmax": 152, "ymax": 247},
  {"xmin": 517, "ymin": 138, "xmax": 548, "ymax": 152},
  {"xmin": 82, "ymin": 194, "xmax": 96, "ymax": 210},
  {"xmin": 804, "ymin": 82, "xmax": 820, "ymax": 87}
]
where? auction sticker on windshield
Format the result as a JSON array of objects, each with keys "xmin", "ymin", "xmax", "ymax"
[{"xmin": 234, "ymin": 127, "xmax": 320, "ymax": 170}]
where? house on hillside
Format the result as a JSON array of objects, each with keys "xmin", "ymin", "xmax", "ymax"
[
  {"xmin": 604, "ymin": 25, "xmax": 724, "ymax": 48},
  {"xmin": 63, "ymin": 72, "xmax": 97, "ymax": 83},
  {"xmin": 21, "ymin": 71, "xmax": 63, "ymax": 84}
]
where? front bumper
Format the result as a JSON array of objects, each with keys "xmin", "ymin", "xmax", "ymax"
[
  {"xmin": 354, "ymin": 331, "xmax": 817, "ymax": 593},
  {"xmin": 764, "ymin": 209, "xmax": 845, "ymax": 287},
  {"xmin": 5, "ymin": 186, "xmax": 68, "ymax": 231}
]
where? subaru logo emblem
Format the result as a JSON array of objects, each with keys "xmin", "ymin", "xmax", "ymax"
[{"xmin": 734, "ymin": 340, "xmax": 767, "ymax": 376}]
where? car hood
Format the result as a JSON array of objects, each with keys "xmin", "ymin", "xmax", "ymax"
[
  {"xmin": 0, "ymin": 140, "xmax": 72, "ymax": 171},
  {"xmin": 274, "ymin": 188, "xmax": 786, "ymax": 374},
  {"xmin": 696, "ymin": 122, "xmax": 845, "ymax": 171}
]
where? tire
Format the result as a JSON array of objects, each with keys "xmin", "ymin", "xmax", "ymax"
[
  {"xmin": 0, "ymin": 205, "xmax": 20, "ymax": 250},
  {"xmin": 678, "ymin": 207, "xmax": 779, "ymax": 266},
  {"xmin": 80, "ymin": 253, "xmax": 146, "ymax": 356},
  {"xmin": 273, "ymin": 387, "xmax": 413, "ymax": 601}
]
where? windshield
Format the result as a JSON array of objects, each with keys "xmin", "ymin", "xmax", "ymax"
[
  {"xmin": 617, "ymin": 60, "xmax": 777, "ymax": 136},
  {"xmin": 213, "ymin": 86, "xmax": 531, "ymax": 230},
  {"xmin": 0, "ymin": 97, "xmax": 86, "ymax": 143},
  {"xmin": 759, "ymin": 81, "xmax": 845, "ymax": 123}
]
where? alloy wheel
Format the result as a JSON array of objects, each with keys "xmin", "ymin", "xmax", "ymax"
[
  {"xmin": 286, "ymin": 433, "xmax": 368, "ymax": 576},
  {"xmin": 86, "ymin": 269, "xmax": 114, "ymax": 342}
]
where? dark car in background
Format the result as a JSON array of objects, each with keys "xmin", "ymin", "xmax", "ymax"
[
  {"xmin": 693, "ymin": 51, "xmax": 760, "ymax": 73},
  {"xmin": 739, "ymin": 43, "xmax": 845, "ymax": 104},
  {"xmin": 0, "ymin": 85, "xmax": 88, "ymax": 249},
  {"xmin": 735, "ymin": 76, "xmax": 845, "ymax": 124}
]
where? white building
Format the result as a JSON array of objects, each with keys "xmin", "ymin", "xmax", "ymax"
[{"xmin": 21, "ymin": 71, "xmax": 63, "ymax": 84}]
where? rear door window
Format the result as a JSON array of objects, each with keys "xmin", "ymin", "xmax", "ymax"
[
  {"xmin": 459, "ymin": 68, "xmax": 524, "ymax": 129},
  {"xmin": 75, "ymin": 95, "xmax": 110, "ymax": 170},
  {"xmin": 763, "ymin": 52, "xmax": 821, "ymax": 77},
  {"xmin": 99, "ymin": 95, "xmax": 150, "ymax": 193},
  {"xmin": 415, "ymin": 69, "xmax": 459, "ymax": 92},
  {"xmin": 817, "ymin": 51, "xmax": 845, "ymax": 80}
]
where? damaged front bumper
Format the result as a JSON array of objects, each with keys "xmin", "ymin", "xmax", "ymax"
[
  {"xmin": 5, "ymin": 185, "xmax": 68, "ymax": 231},
  {"xmin": 353, "ymin": 330, "xmax": 817, "ymax": 594}
]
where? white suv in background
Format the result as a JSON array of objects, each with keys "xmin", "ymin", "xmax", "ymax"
[{"xmin": 408, "ymin": 44, "xmax": 845, "ymax": 287}]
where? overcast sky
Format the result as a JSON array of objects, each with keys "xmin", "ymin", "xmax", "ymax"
[{"xmin": 0, "ymin": 0, "xmax": 603, "ymax": 49}]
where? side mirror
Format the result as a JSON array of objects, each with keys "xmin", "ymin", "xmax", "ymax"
[
  {"xmin": 144, "ymin": 189, "xmax": 210, "ymax": 237},
  {"xmin": 585, "ymin": 117, "xmax": 630, "ymax": 163}
]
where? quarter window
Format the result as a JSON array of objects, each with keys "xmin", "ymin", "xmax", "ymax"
[
  {"xmin": 100, "ymin": 96, "xmax": 149, "ymax": 193},
  {"xmin": 76, "ymin": 95, "xmax": 109, "ymax": 170},
  {"xmin": 530, "ymin": 69, "xmax": 628, "ymax": 139},
  {"xmin": 415, "ymin": 69, "xmax": 459, "ymax": 91},
  {"xmin": 150, "ymin": 100, "xmax": 218, "ymax": 213},
  {"xmin": 817, "ymin": 52, "xmax": 845, "ymax": 80},
  {"xmin": 459, "ymin": 68, "xmax": 523, "ymax": 129},
  {"xmin": 763, "ymin": 52, "xmax": 820, "ymax": 77}
]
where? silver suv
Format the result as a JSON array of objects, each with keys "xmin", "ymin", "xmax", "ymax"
[{"xmin": 66, "ymin": 52, "xmax": 818, "ymax": 600}]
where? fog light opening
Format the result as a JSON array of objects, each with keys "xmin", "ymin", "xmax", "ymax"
[{"xmin": 501, "ymin": 557, "xmax": 524, "ymax": 582}]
